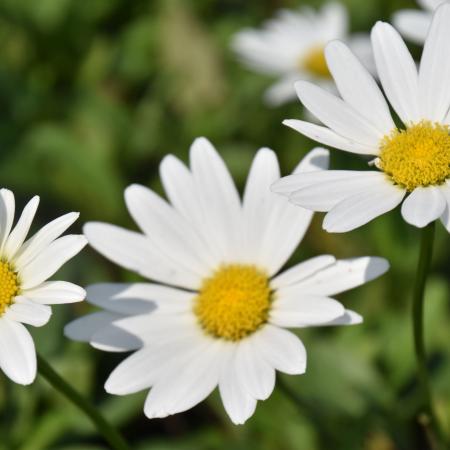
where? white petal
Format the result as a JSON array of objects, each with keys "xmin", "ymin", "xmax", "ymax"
[
  {"xmin": 439, "ymin": 182, "xmax": 450, "ymax": 232},
  {"xmin": 13, "ymin": 212, "xmax": 79, "ymax": 269},
  {"xmin": 190, "ymin": 138, "xmax": 242, "ymax": 261},
  {"xmin": 19, "ymin": 235, "xmax": 87, "ymax": 289},
  {"xmin": 219, "ymin": 350, "xmax": 257, "ymax": 425},
  {"xmin": 83, "ymin": 222, "xmax": 200, "ymax": 289},
  {"xmin": 64, "ymin": 311, "xmax": 122, "ymax": 342},
  {"xmin": 5, "ymin": 297, "xmax": 52, "ymax": 327},
  {"xmin": 401, "ymin": 186, "xmax": 446, "ymax": 227},
  {"xmin": 0, "ymin": 318, "xmax": 36, "ymax": 385},
  {"xmin": 4, "ymin": 196, "xmax": 39, "ymax": 260},
  {"xmin": 392, "ymin": 10, "xmax": 433, "ymax": 44},
  {"xmin": 271, "ymin": 255, "xmax": 336, "ymax": 289},
  {"xmin": 254, "ymin": 325, "xmax": 306, "ymax": 375},
  {"xmin": 295, "ymin": 81, "xmax": 383, "ymax": 147},
  {"xmin": 144, "ymin": 339, "xmax": 226, "ymax": 418},
  {"xmin": 22, "ymin": 281, "xmax": 85, "ymax": 305},
  {"xmin": 319, "ymin": 309, "xmax": 363, "ymax": 326},
  {"xmin": 371, "ymin": 21, "xmax": 420, "ymax": 124},
  {"xmin": 270, "ymin": 295, "xmax": 345, "ymax": 327},
  {"xmin": 124, "ymin": 184, "xmax": 214, "ymax": 275},
  {"xmin": 86, "ymin": 283, "xmax": 191, "ymax": 315},
  {"xmin": 288, "ymin": 257, "xmax": 390, "ymax": 296},
  {"xmin": 283, "ymin": 119, "xmax": 377, "ymax": 155},
  {"xmin": 323, "ymin": 179, "xmax": 406, "ymax": 232},
  {"xmin": 91, "ymin": 324, "xmax": 143, "ymax": 353},
  {"xmin": 289, "ymin": 171, "xmax": 389, "ymax": 212},
  {"xmin": 418, "ymin": 0, "xmax": 446, "ymax": 11},
  {"xmin": 0, "ymin": 189, "xmax": 15, "ymax": 253},
  {"xmin": 264, "ymin": 74, "xmax": 299, "ymax": 106},
  {"xmin": 319, "ymin": 2, "xmax": 348, "ymax": 39},
  {"xmin": 235, "ymin": 338, "xmax": 275, "ymax": 400},
  {"xmin": 418, "ymin": 2, "xmax": 450, "ymax": 122},
  {"xmin": 325, "ymin": 40, "xmax": 395, "ymax": 135}
]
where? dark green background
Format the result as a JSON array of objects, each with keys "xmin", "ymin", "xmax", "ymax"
[{"xmin": 0, "ymin": 0, "xmax": 449, "ymax": 449}]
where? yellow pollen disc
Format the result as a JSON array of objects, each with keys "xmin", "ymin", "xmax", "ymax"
[
  {"xmin": 300, "ymin": 45, "xmax": 331, "ymax": 78},
  {"xmin": 379, "ymin": 121, "xmax": 450, "ymax": 191},
  {"xmin": 0, "ymin": 261, "xmax": 20, "ymax": 315},
  {"xmin": 194, "ymin": 264, "xmax": 271, "ymax": 341}
]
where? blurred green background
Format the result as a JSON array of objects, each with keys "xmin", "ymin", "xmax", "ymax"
[{"xmin": 0, "ymin": 0, "xmax": 449, "ymax": 449}]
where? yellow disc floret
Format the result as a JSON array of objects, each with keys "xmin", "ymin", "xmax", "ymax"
[
  {"xmin": 0, "ymin": 261, "xmax": 20, "ymax": 315},
  {"xmin": 301, "ymin": 45, "xmax": 331, "ymax": 79},
  {"xmin": 379, "ymin": 121, "xmax": 450, "ymax": 191},
  {"xmin": 194, "ymin": 264, "xmax": 271, "ymax": 341}
]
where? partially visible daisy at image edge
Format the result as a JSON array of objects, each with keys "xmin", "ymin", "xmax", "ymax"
[
  {"xmin": 0, "ymin": 190, "xmax": 86, "ymax": 385},
  {"xmin": 65, "ymin": 138, "xmax": 389, "ymax": 425},
  {"xmin": 393, "ymin": 0, "xmax": 445, "ymax": 43},
  {"xmin": 272, "ymin": 3, "xmax": 450, "ymax": 233},
  {"xmin": 231, "ymin": 2, "xmax": 374, "ymax": 106}
]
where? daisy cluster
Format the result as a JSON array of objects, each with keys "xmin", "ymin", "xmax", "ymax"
[{"xmin": 0, "ymin": 0, "xmax": 449, "ymax": 433}]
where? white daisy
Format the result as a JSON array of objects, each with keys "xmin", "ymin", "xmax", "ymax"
[
  {"xmin": 393, "ymin": 0, "xmax": 445, "ymax": 43},
  {"xmin": 65, "ymin": 138, "xmax": 388, "ymax": 425},
  {"xmin": 231, "ymin": 2, "xmax": 373, "ymax": 106},
  {"xmin": 0, "ymin": 189, "xmax": 86, "ymax": 385},
  {"xmin": 272, "ymin": 3, "xmax": 450, "ymax": 233}
]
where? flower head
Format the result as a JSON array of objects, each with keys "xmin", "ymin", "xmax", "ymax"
[
  {"xmin": 393, "ymin": 0, "xmax": 445, "ymax": 43},
  {"xmin": 273, "ymin": 3, "xmax": 450, "ymax": 233},
  {"xmin": 0, "ymin": 190, "xmax": 87, "ymax": 384},
  {"xmin": 65, "ymin": 138, "xmax": 388, "ymax": 424},
  {"xmin": 231, "ymin": 2, "xmax": 373, "ymax": 106}
]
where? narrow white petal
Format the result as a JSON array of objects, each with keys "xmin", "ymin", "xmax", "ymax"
[
  {"xmin": 4, "ymin": 196, "xmax": 39, "ymax": 260},
  {"xmin": 295, "ymin": 81, "xmax": 383, "ymax": 147},
  {"xmin": 0, "ymin": 189, "xmax": 15, "ymax": 253},
  {"xmin": 22, "ymin": 281, "xmax": 85, "ymax": 305},
  {"xmin": 439, "ymin": 182, "xmax": 450, "ymax": 232},
  {"xmin": 0, "ymin": 319, "xmax": 36, "ymax": 385},
  {"xmin": 13, "ymin": 212, "xmax": 79, "ymax": 269},
  {"xmin": 270, "ymin": 295, "xmax": 345, "ymax": 327},
  {"xmin": 290, "ymin": 171, "xmax": 388, "ymax": 212},
  {"xmin": 323, "ymin": 180, "xmax": 406, "ymax": 232},
  {"xmin": 371, "ymin": 21, "xmax": 420, "ymax": 124},
  {"xmin": 283, "ymin": 119, "xmax": 377, "ymax": 155},
  {"xmin": 418, "ymin": 3, "xmax": 450, "ymax": 122},
  {"xmin": 219, "ymin": 350, "xmax": 257, "ymax": 425},
  {"xmin": 418, "ymin": 0, "xmax": 446, "ymax": 12},
  {"xmin": 83, "ymin": 222, "xmax": 200, "ymax": 289},
  {"xmin": 264, "ymin": 74, "xmax": 300, "ymax": 106},
  {"xmin": 91, "ymin": 325, "xmax": 143, "ymax": 353},
  {"xmin": 392, "ymin": 10, "xmax": 433, "ymax": 44},
  {"xmin": 401, "ymin": 186, "xmax": 446, "ymax": 227},
  {"xmin": 20, "ymin": 235, "xmax": 87, "ymax": 289},
  {"xmin": 64, "ymin": 311, "xmax": 123, "ymax": 342},
  {"xmin": 254, "ymin": 325, "xmax": 306, "ymax": 375},
  {"xmin": 271, "ymin": 255, "xmax": 336, "ymax": 289},
  {"xmin": 86, "ymin": 282, "xmax": 192, "ymax": 315},
  {"xmin": 5, "ymin": 297, "xmax": 52, "ymax": 327},
  {"xmin": 235, "ymin": 338, "xmax": 275, "ymax": 400},
  {"xmin": 124, "ymin": 184, "xmax": 214, "ymax": 274},
  {"xmin": 325, "ymin": 40, "xmax": 395, "ymax": 135},
  {"xmin": 318, "ymin": 309, "xmax": 363, "ymax": 326},
  {"xmin": 287, "ymin": 257, "xmax": 390, "ymax": 296}
]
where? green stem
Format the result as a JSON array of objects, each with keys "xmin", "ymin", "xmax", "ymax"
[
  {"xmin": 37, "ymin": 354, "xmax": 130, "ymax": 450},
  {"xmin": 411, "ymin": 222, "xmax": 444, "ymax": 450}
]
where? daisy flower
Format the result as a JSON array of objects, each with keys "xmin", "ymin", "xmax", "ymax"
[
  {"xmin": 273, "ymin": 3, "xmax": 450, "ymax": 233},
  {"xmin": 231, "ymin": 2, "xmax": 373, "ymax": 106},
  {"xmin": 393, "ymin": 0, "xmax": 445, "ymax": 44},
  {"xmin": 65, "ymin": 138, "xmax": 388, "ymax": 424},
  {"xmin": 0, "ymin": 189, "xmax": 86, "ymax": 385}
]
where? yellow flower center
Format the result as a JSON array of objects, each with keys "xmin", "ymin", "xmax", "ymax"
[
  {"xmin": 301, "ymin": 45, "xmax": 331, "ymax": 78},
  {"xmin": 194, "ymin": 264, "xmax": 271, "ymax": 341},
  {"xmin": 0, "ymin": 261, "xmax": 19, "ymax": 315},
  {"xmin": 379, "ymin": 121, "xmax": 450, "ymax": 191}
]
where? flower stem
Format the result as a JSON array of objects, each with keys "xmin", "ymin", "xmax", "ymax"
[
  {"xmin": 37, "ymin": 353, "xmax": 131, "ymax": 450},
  {"xmin": 411, "ymin": 222, "xmax": 444, "ymax": 449}
]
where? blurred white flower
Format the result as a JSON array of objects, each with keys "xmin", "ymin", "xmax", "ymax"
[
  {"xmin": 65, "ymin": 138, "xmax": 388, "ymax": 425},
  {"xmin": 273, "ymin": 4, "xmax": 450, "ymax": 233},
  {"xmin": 0, "ymin": 190, "xmax": 86, "ymax": 385},
  {"xmin": 231, "ymin": 2, "xmax": 373, "ymax": 106},
  {"xmin": 393, "ymin": 0, "xmax": 445, "ymax": 43}
]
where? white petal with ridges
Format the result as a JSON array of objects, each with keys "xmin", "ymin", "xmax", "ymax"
[
  {"xmin": 401, "ymin": 186, "xmax": 446, "ymax": 227},
  {"xmin": 22, "ymin": 281, "xmax": 85, "ymax": 304},
  {"xmin": 5, "ymin": 297, "xmax": 52, "ymax": 327}
]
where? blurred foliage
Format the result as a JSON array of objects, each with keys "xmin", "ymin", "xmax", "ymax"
[{"xmin": 0, "ymin": 0, "xmax": 449, "ymax": 449}]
